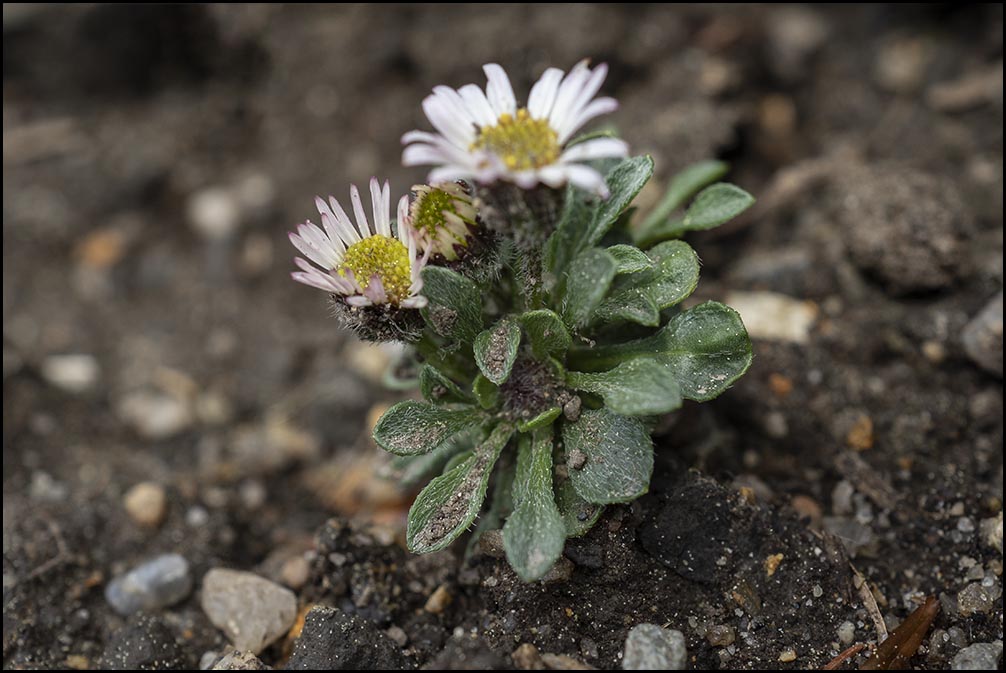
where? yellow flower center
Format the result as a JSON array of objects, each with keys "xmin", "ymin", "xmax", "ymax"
[
  {"xmin": 338, "ymin": 235, "xmax": 412, "ymax": 304},
  {"xmin": 472, "ymin": 108, "xmax": 561, "ymax": 171}
]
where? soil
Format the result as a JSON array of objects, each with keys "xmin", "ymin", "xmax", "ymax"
[{"xmin": 3, "ymin": 4, "xmax": 1002, "ymax": 670}]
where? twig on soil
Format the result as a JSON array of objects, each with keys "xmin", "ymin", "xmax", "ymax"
[
  {"xmin": 822, "ymin": 643, "xmax": 866, "ymax": 670},
  {"xmin": 851, "ymin": 565, "xmax": 888, "ymax": 643},
  {"xmin": 859, "ymin": 596, "xmax": 939, "ymax": 670},
  {"xmin": 24, "ymin": 517, "xmax": 71, "ymax": 582}
]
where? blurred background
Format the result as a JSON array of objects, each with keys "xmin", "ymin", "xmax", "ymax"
[{"xmin": 3, "ymin": 4, "xmax": 1003, "ymax": 670}]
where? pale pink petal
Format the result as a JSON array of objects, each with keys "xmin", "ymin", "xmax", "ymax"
[{"xmin": 483, "ymin": 63, "xmax": 516, "ymax": 116}]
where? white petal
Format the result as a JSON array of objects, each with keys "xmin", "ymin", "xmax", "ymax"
[
  {"xmin": 558, "ymin": 63, "xmax": 609, "ymax": 138},
  {"xmin": 345, "ymin": 295, "xmax": 372, "ymax": 307},
  {"xmin": 292, "ymin": 270, "xmax": 336, "ymax": 293},
  {"xmin": 290, "ymin": 227, "xmax": 335, "ymax": 270},
  {"xmin": 326, "ymin": 196, "xmax": 361, "ymax": 245},
  {"xmin": 363, "ymin": 275, "xmax": 387, "ymax": 304},
  {"xmin": 401, "ymin": 296, "xmax": 428, "ymax": 309},
  {"xmin": 401, "ymin": 130, "xmax": 441, "ymax": 145},
  {"xmin": 432, "ymin": 85, "xmax": 479, "ymax": 131},
  {"xmin": 563, "ymin": 164, "xmax": 609, "ymax": 197},
  {"xmin": 510, "ymin": 170, "xmax": 540, "ymax": 189},
  {"xmin": 403, "ymin": 144, "xmax": 452, "ymax": 166},
  {"xmin": 429, "ymin": 164, "xmax": 477, "ymax": 184},
  {"xmin": 563, "ymin": 97, "xmax": 619, "ymax": 143},
  {"xmin": 422, "ymin": 94, "xmax": 475, "ymax": 149},
  {"xmin": 349, "ymin": 184, "xmax": 370, "ymax": 238},
  {"xmin": 549, "ymin": 61, "xmax": 591, "ymax": 135},
  {"xmin": 535, "ymin": 165, "xmax": 569, "ymax": 188},
  {"xmin": 528, "ymin": 67, "xmax": 564, "ymax": 118},
  {"xmin": 559, "ymin": 137, "xmax": 629, "ymax": 162},
  {"xmin": 397, "ymin": 194, "xmax": 410, "ymax": 230},
  {"xmin": 369, "ymin": 178, "xmax": 389, "ymax": 237},
  {"xmin": 458, "ymin": 84, "xmax": 497, "ymax": 127},
  {"xmin": 483, "ymin": 63, "xmax": 516, "ymax": 116}
]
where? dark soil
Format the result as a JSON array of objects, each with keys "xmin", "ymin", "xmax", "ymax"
[{"xmin": 4, "ymin": 4, "xmax": 1002, "ymax": 670}]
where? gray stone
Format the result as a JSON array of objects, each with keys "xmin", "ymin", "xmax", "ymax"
[
  {"xmin": 211, "ymin": 650, "xmax": 270, "ymax": 670},
  {"xmin": 119, "ymin": 389, "xmax": 193, "ymax": 440},
  {"xmin": 200, "ymin": 569, "xmax": 297, "ymax": 655},
  {"xmin": 106, "ymin": 554, "xmax": 193, "ymax": 616},
  {"xmin": 980, "ymin": 512, "xmax": 1003, "ymax": 552},
  {"xmin": 962, "ymin": 292, "xmax": 1004, "ymax": 377},
  {"xmin": 622, "ymin": 624, "xmax": 687, "ymax": 670},
  {"xmin": 957, "ymin": 581, "xmax": 1001, "ymax": 616},
  {"xmin": 951, "ymin": 641, "xmax": 1003, "ymax": 670}
]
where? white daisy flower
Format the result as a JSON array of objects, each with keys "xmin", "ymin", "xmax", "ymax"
[
  {"xmin": 402, "ymin": 60, "xmax": 629, "ymax": 199},
  {"xmin": 289, "ymin": 178, "xmax": 429, "ymax": 309}
]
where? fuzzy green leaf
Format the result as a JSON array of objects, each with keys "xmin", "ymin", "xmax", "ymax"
[
  {"xmin": 560, "ymin": 248, "xmax": 617, "ymax": 328},
  {"xmin": 407, "ymin": 424, "xmax": 512, "ymax": 553},
  {"xmin": 682, "ymin": 183, "xmax": 755, "ymax": 231},
  {"xmin": 420, "ymin": 266, "xmax": 483, "ymax": 342},
  {"xmin": 637, "ymin": 160, "xmax": 729, "ymax": 239},
  {"xmin": 472, "ymin": 373, "xmax": 499, "ymax": 410},
  {"xmin": 555, "ymin": 477, "xmax": 604, "ymax": 538},
  {"xmin": 391, "ymin": 437, "xmax": 469, "ymax": 489},
  {"xmin": 419, "ymin": 365, "xmax": 471, "ymax": 405},
  {"xmin": 520, "ymin": 309, "xmax": 572, "ymax": 359},
  {"xmin": 570, "ymin": 301, "xmax": 752, "ymax": 402},
  {"xmin": 594, "ymin": 240, "xmax": 700, "ymax": 326},
  {"xmin": 659, "ymin": 301, "xmax": 753, "ymax": 402},
  {"xmin": 566, "ymin": 358, "xmax": 682, "ymax": 416},
  {"xmin": 474, "ymin": 318, "xmax": 521, "ymax": 385},
  {"xmin": 606, "ymin": 244, "xmax": 653, "ymax": 274},
  {"xmin": 545, "ymin": 155, "xmax": 654, "ymax": 279},
  {"xmin": 563, "ymin": 408, "xmax": 653, "ymax": 504},
  {"xmin": 503, "ymin": 429, "xmax": 566, "ymax": 581},
  {"xmin": 373, "ymin": 401, "xmax": 482, "ymax": 456}
]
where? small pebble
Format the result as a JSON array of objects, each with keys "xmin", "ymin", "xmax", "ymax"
[
  {"xmin": 123, "ymin": 482, "xmax": 167, "ymax": 527},
  {"xmin": 837, "ymin": 621, "xmax": 856, "ymax": 645},
  {"xmin": 622, "ymin": 624, "xmax": 687, "ymax": 670},
  {"xmin": 201, "ymin": 568, "xmax": 297, "ymax": 655},
  {"xmin": 764, "ymin": 553, "xmax": 784, "ymax": 577},
  {"xmin": 41, "ymin": 354, "xmax": 100, "ymax": 393},
  {"xmin": 279, "ymin": 556, "xmax": 310, "ymax": 590},
  {"xmin": 211, "ymin": 650, "xmax": 268, "ymax": 670},
  {"xmin": 385, "ymin": 625, "xmax": 408, "ymax": 648},
  {"xmin": 119, "ymin": 390, "xmax": 193, "ymax": 440},
  {"xmin": 512, "ymin": 642, "xmax": 545, "ymax": 670},
  {"xmin": 105, "ymin": 554, "xmax": 192, "ymax": 616},
  {"xmin": 779, "ymin": 648, "xmax": 797, "ymax": 662},
  {"xmin": 957, "ymin": 581, "xmax": 1001, "ymax": 616},
  {"xmin": 706, "ymin": 625, "xmax": 735, "ymax": 647},
  {"xmin": 188, "ymin": 187, "xmax": 241, "ymax": 240},
  {"xmin": 424, "ymin": 584, "xmax": 453, "ymax": 614},
  {"xmin": 980, "ymin": 512, "xmax": 1003, "ymax": 552},
  {"xmin": 951, "ymin": 641, "xmax": 1003, "ymax": 670}
]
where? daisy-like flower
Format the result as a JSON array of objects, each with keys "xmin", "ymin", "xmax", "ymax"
[
  {"xmin": 407, "ymin": 181, "xmax": 480, "ymax": 262},
  {"xmin": 402, "ymin": 60, "xmax": 628, "ymax": 198},
  {"xmin": 290, "ymin": 178, "xmax": 428, "ymax": 309}
]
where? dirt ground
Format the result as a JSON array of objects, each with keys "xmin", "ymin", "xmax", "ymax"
[{"xmin": 3, "ymin": 4, "xmax": 1003, "ymax": 670}]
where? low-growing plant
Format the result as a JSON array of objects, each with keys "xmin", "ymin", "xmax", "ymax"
[{"xmin": 289, "ymin": 61, "xmax": 754, "ymax": 581}]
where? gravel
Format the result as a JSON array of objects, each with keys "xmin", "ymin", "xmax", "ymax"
[
  {"xmin": 622, "ymin": 624, "xmax": 687, "ymax": 670},
  {"xmin": 105, "ymin": 554, "xmax": 193, "ymax": 616},
  {"xmin": 200, "ymin": 569, "xmax": 297, "ymax": 655}
]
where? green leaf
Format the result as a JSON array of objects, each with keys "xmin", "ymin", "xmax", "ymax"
[
  {"xmin": 503, "ymin": 429, "xmax": 566, "ymax": 581},
  {"xmin": 472, "ymin": 373, "xmax": 499, "ymax": 410},
  {"xmin": 419, "ymin": 365, "xmax": 471, "ymax": 404},
  {"xmin": 520, "ymin": 310, "xmax": 572, "ymax": 359},
  {"xmin": 569, "ymin": 301, "xmax": 752, "ymax": 402},
  {"xmin": 420, "ymin": 266, "xmax": 483, "ymax": 342},
  {"xmin": 373, "ymin": 401, "xmax": 482, "ymax": 456},
  {"xmin": 606, "ymin": 244, "xmax": 653, "ymax": 274},
  {"xmin": 516, "ymin": 406, "xmax": 561, "ymax": 433},
  {"xmin": 659, "ymin": 301, "xmax": 753, "ymax": 401},
  {"xmin": 474, "ymin": 318, "xmax": 521, "ymax": 385},
  {"xmin": 637, "ymin": 160, "xmax": 729, "ymax": 236},
  {"xmin": 407, "ymin": 423, "xmax": 513, "ymax": 553},
  {"xmin": 560, "ymin": 248, "xmax": 617, "ymax": 328},
  {"xmin": 566, "ymin": 358, "xmax": 682, "ymax": 416},
  {"xmin": 682, "ymin": 183, "xmax": 754, "ymax": 231},
  {"xmin": 594, "ymin": 241, "xmax": 700, "ymax": 326},
  {"xmin": 555, "ymin": 477, "xmax": 604, "ymax": 538},
  {"xmin": 562, "ymin": 408, "xmax": 653, "ymax": 504},
  {"xmin": 545, "ymin": 155, "xmax": 654, "ymax": 280}
]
